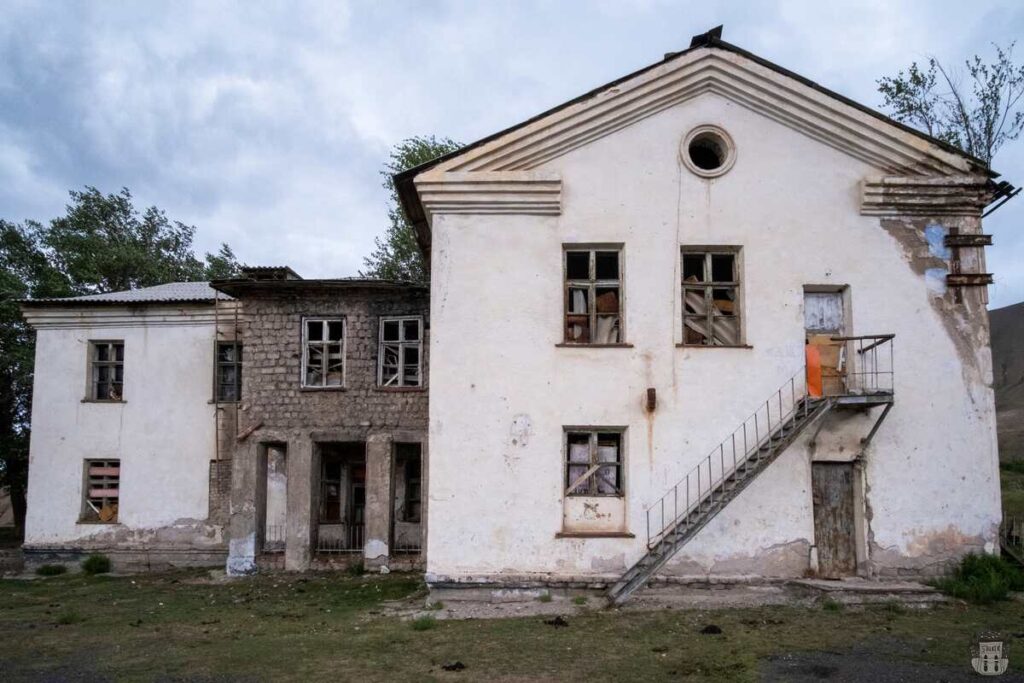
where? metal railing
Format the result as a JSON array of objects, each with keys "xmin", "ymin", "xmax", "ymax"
[
  {"xmin": 262, "ymin": 524, "xmax": 286, "ymax": 554},
  {"xmin": 830, "ymin": 334, "xmax": 895, "ymax": 395},
  {"xmin": 646, "ymin": 368, "xmax": 814, "ymax": 549},
  {"xmin": 316, "ymin": 523, "xmax": 365, "ymax": 553}
]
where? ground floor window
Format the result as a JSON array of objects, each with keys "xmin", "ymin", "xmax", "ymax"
[
  {"xmin": 82, "ymin": 459, "xmax": 120, "ymax": 523},
  {"xmin": 565, "ymin": 430, "xmax": 624, "ymax": 496}
]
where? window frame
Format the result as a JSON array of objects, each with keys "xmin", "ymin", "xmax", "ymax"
[
  {"xmin": 214, "ymin": 341, "xmax": 243, "ymax": 403},
  {"xmin": 563, "ymin": 427, "xmax": 626, "ymax": 498},
  {"xmin": 87, "ymin": 340, "xmax": 125, "ymax": 401},
  {"xmin": 301, "ymin": 317, "xmax": 347, "ymax": 389},
  {"xmin": 81, "ymin": 459, "xmax": 120, "ymax": 524},
  {"xmin": 680, "ymin": 246, "xmax": 744, "ymax": 347},
  {"xmin": 562, "ymin": 244, "xmax": 625, "ymax": 346},
  {"xmin": 377, "ymin": 316, "xmax": 424, "ymax": 388}
]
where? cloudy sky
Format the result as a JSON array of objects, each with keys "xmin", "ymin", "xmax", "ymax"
[{"xmin": 2, "ymin": 0, "xmax": 1023, "ymax": 307}]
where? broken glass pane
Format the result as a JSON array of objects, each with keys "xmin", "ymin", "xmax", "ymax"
[
  {"xmin": 683, "ymin": 254, "xmax": 705, "ymax": 282},
  {"xmin": 568, "ymin": 288, "xmax": 589, "ymax": 314},
  {"xmin": 307, "ymin": 320, "xmax": 323, "ymax": 341},
  {"xmin": 566, "ymin": 251, "xmax": 590, "ymax": 280},
  {"xmin": 595, "ymin": 287, "xmax": 619, "ymax": 314},
  {"xmin": 595, "ymin": 315, "xmax": 620, "ymax": 344},
  {"xmin": 711, "ymin": 288, "xmax": 736, "ymax": 316},
  {"xmin": 595, "ymin": 251, "xmax": 619, "ymax": 280},
  {"xmin": 327, "ymin": 321, "xmax": 344, "ymax": 341},
  {"xmin": 383, "ymin": 320, "xmax": 400, "ymax": 342},
  {"xmin": 711, "ymin": 253, "xmax": 734, "ymax": 282},
  {"xmin": 402, "ymin": 319, "xmax": 420, "ymax": 341}
]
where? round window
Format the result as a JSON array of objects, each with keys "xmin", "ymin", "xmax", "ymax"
[{"xmin": 681, "ymin": 126, "xmax": 735, "ymax": 178}]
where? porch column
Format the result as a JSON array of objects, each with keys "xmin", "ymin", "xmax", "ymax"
[
  {"xmin": 285, "ymin": 437, "xmax": 314, "ymax": 571},
  {"xmin": 364, "ymin": 434, "xmax": 393, "ymax": 568},
  {"xmin": 226, "ymin": 440, "xmax": 261, "ymax": 575}
]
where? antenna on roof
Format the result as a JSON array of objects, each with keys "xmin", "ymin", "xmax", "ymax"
[{"xmin": 689, "ymin": 25, "xmax": 724, "ymax": 48}]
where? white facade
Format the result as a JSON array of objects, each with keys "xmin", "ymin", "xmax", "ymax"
[
  {"xmin": 21, "ymin": 299, "xmax": 231, "ymax": 567},
  {"xmin": 409, "ymin": 42, "xmax": 1001, "ymax": 585}
]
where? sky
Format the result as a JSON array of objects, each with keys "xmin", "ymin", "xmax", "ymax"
[{"xmin": 2, "ymin": 0, "xmax": 1023, "ymax": 308}]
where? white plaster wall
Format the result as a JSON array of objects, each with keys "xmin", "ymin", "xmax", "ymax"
[
  {"xmin": 427, "ymin": 92, "xmax": 1000, "ymax": 581},
  {"xmin": 24, "ymin": 310, "xmax": 220, "ymax": 547}
]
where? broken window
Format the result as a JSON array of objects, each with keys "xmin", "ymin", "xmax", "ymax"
[
  {"xmin": 378, "ymin": 317, "xmax": 422, "ymax": 387},
  {"xmin": 89, "ymin": 341, "xmax": 124, "ymax": 400},
  {"xmin": 394, "ymin": 443, "xmax": 422, "ymax": 523},
  {"xmin": 681, "ymin": 248, "xmax": 742, "ymax": 346},
  {"xmin": 215, "ymin": 342, "xmax": 242, "ymax": 402},
  {"xmin": 303, "ymin": 318, "xmax": 345, "ymax": 387},
  {"xmin": 565, "ymin": 430, "xmax": 624, "ymax": 497},
  {"xmin": 564, "ymin": 247, "xmax": 623, "ymax": 344},
  {"xmin": 82, "ymin": 459, "xmax": 119, "ymax": 523}
]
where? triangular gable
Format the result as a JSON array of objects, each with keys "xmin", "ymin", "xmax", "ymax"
[{"xmin": 397, "ymin": 28, "xmax": 996, "ymax": 251}]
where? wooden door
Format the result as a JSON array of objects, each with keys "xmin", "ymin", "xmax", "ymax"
[{"xmin": 811, "ymin": 462, "xmax": 857, "ymax": 578}]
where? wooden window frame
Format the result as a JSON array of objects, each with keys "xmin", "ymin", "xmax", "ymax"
[
  {"xmin": 680, "ymin": 247, "xmax": 744, "ymax": 347},
  {"xmin": 301, "ymin": 317, "xmax": 346, "ymax": 389},
  {"xmin": 564, "ymin": 428, "xmax": 625, "ymax": 498},
  {"xmin": 214, "ymin": 341, "xmax": 242, "ymax": 403},
  {"xmin": 81, "ymin": 459, "xmax": 120, "ymax": 523},
  {"xmin": 562, "ymin": 245, "xmax": 625, "ymax": 345},
  {"xmin": 87, "ymin": 340, "xmax": 125, "ymax": 401},
  {"xmin": 377, "ymin": 316, "xmax": 423, "ymax": 388}
]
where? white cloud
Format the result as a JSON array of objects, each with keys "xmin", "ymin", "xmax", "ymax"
[{"xmin": 1, "ymin": 0, "xmax": 1022, "ymax": 304}]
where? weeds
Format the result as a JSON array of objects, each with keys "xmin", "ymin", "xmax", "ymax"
[
  {"xmin": 411, "ymin": 616, "xmax": 436, "ymax": 631},
  {"xmin": 572, "ymin": 596, "xmax": 588, "ymax": 605},
  {"xmin": 35, "ymin": 564, "xmax": 67, "ymax": 577},
  {"xmin": 538, "ymin": 592, "xmax": 553, "ymax": 603},
  {"xmin": 822, "ymin": 598, "xmax": 844, "ymax": 612},
  {"xmin": 81, "ymin": 554, "xmax": 111, "ymax": 575},
  {"xmin": 932, "ymin": 553, "xmax": 1024, "ymax": 604}
]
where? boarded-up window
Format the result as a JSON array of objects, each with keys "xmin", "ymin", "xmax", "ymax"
[
  {"xmin": 378, "ymin": 317, "xmax": 423, "ymax": 387},
  {"xmin": 804, "ymin": 292, "xmax": 844, "ymax": 334},
  {"xmin": 564, "ymin": 247, "xmax": 623, "ymax": 344},
  {"xmin": 681, "ymin": 249, "xmax": 741, "ymax": 346},
  {"xmin": 82, "ymin": 459, "xmax": 119, "ymax": 523},
  {"xmin": 565, "ymin": 430, "xmax": 624, "ymax": 496},
  {"xmin": 89, "ymin": 341, "xmax": 124, "ymax": 400},
  {"xmin": 303, "ymin": 318, "xmax": 345, "ymax": 387},
  {"xmin": 215, "ymin": 342, "xmax": 242, "ymax": 402}
]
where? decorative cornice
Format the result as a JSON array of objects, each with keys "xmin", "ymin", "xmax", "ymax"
[
  {"xmin": 432, "ymin": 50, "xmax": 976, "ymax": 177},
  {"xmin": 860, "ymin": 176, "xmax": 993, "ymax": 217},
  {"xmin": 414, "ymin": 172, "xmax": 561, "ymax": 225}
]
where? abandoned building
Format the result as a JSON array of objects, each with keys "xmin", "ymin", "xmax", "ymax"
[
  {"xmin": 17, "ymin": 27, "xmax": 1013, "ymax": 603},
  {"xmin": 19, "ymin": 270, "xmax": 428, "ymax": 572},
  {"xmin": 395, "ymin": 27, "xmax": 1009, "ymax": 602},
  {"xmin": 209, "ymin": 268, "xmax": 428, "ymax": 573}
]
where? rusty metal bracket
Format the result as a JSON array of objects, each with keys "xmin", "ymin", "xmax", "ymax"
[{"xmin": 859, "ymin": 403, "xmax": 893, "ymax": 449}]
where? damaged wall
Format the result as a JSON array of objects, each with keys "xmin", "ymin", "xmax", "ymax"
[{"xmin": 425, "ymin": 88, "xmax": 1000, "ymax": 585}]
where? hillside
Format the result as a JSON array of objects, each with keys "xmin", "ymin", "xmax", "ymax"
[{"xmin": 991, "ymin": 301, "xmax": 1024, "ymax": 461}]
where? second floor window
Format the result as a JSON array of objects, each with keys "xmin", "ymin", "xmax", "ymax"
[
  {"xmin": 89, "ymin": 341, "xmax": 124, "ymax": 401},
  {"xmin": 378, "ymin": 317, "xmax": 423, "ymax": 387},
  {"xmin": 564, "ymin": 247, "xmax": 623, "ymax": 345},
  {"xmin": 215, "ymin": 342, "xmax": 242, "ymax": 402},
  {"xmin": 303, "ymin": 318, "xmax": 345, "ymax": 387},
  {"xmin": 681, "ymin": 248, "xmax": 742, "ymax": 346}
]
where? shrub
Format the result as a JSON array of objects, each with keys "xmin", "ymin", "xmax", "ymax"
[
  {"xmin": 822, "ymin": 598, "xmax": 844, "ymax": 612},
  {"xmin": 932, "ymin": 553, "xmax": 1024, "ymax": 604},
  {"xmin": 1001, "ymin": 461, "xmax": 1024, "ymax": 475},
  {"xmin": 346, "ymin": 562, "xmax": 365, "ymax": 577},
  {"xmin": 411, "ymin": 616, "xmax": 436, "ymax": 631},
  {"xmin": 81, "ymin": 554, "xmax": 112, "ymax": 575},
  {"xmin": 35, "ymin": 564, "xmax": 67, "ymax": 577},
  {"xmin": 538, "ymin": 592, "xmax": 553, "ymax": 603}
]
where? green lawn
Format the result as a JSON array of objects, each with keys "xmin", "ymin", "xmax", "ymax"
[{"xmin": 2, "ymin": 570, "xmax": 1024, "ymax": 681}]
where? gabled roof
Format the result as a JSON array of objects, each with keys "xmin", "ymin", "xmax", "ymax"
[
  {"xmin": 21, "ymin": 281, "xmax": 230, "ymax": 307},
  {"xmin": 396, "ymin": 26, "xmax": 999, "ymax": 254}
]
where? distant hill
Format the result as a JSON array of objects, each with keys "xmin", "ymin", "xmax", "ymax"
[{"xmin": 991, "ymin": 302, "xmax": 1024, "ymax": 461}]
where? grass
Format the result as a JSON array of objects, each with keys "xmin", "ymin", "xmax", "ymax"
[
  {"xmin": 572, "ymin": 596, "xmax": 588, "ymax": 605},
  {"xmin": 3, "ymin": 569, "xmax": 1024, "ymax": 680},
  {"xmin": 932, "ymin": 553, "xmax": 1024, "ymax": 604},
  {"xmin": 821, "ymin": 598, "xmax": 844, "ymax": 612}
]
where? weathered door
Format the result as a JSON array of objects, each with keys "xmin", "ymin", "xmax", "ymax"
[
  {"xmin": 804, "ymin": 291, "xmax": 846, "ymax": 396},
  {"xmin": 811, "ymin": 462, "xmax": 857, "ymax": 577}
]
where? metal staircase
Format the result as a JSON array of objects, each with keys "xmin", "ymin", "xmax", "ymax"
[{"xmin": 607, "ymin": 335, "xmax": 895, "ymax": 606}]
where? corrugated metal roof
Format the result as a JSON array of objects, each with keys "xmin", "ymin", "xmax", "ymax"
[{"xmin": 23, "ymin": 281, "xmax": 231, "ymax": 305}]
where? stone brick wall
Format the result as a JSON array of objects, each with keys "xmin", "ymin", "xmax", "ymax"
[{"xmin": 235, "ymin": 285, "xmax": 429, "ymax": 437}]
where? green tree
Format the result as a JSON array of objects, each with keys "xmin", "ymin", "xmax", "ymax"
[
  {"xmin": 361, "ymin": 136, "xmax": 462, "ymax": 283},
  {"xmin": 0, "ymin": 188, "xmax": 240, "ymax": 534},
  {"xmin": 878, "ymin": 42, "xmax": 1024, "ymax": 164}
]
